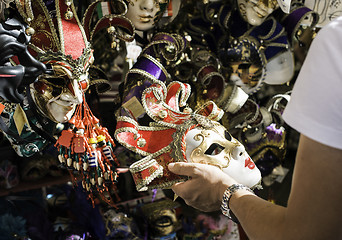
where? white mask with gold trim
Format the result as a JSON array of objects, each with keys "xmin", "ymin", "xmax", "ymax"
[{"xmin": 185, "ymin": 123, "xmax": 261, "ymax": 189}]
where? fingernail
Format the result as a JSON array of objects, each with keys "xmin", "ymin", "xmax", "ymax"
[{"xmin": 168, "ymin": 163, "xmax": 175, "ymax": 169}]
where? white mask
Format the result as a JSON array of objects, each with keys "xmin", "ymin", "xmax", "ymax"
[
  {"xmin": 237, "ymin": 0, "xmax": 279, "ymax": 26},
  {"xmin": 125, "ymin": 0, "xmax": 169, "ymax": 31},
  {"xmin": 264, "ymin": 50, "xmax": 295, "ymax": 85},
  {"xmin": 31, "ymin": 64, "xmax": 88, "ymax": 123},
  {"xmin": 185, "ymin": 123, "xmax": 261, "ymax": 189}
]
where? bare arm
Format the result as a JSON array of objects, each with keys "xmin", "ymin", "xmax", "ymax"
[{"xmin": 169, "ymin": 134, "xmax": 342, "ymax": 240}]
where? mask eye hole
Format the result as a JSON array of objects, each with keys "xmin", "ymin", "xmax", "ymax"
[
  {"xmin": 224, "ymin": 131, "xmax": 232, "ymax": 141},
  {"xmin": 46, "ymin": 77, "xmax": 66, "ymax": 86},
  {"xmin": 205, "ymin": 143, "xmax": 225, "ymax": 155},
  {"xmin": 52, "ymin": 87, "xmax": 62, "ymax": 97}
]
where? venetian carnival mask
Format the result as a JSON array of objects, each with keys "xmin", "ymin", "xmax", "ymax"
[
  {"xmin": 220, "ymin": 38, "xmax": 266, "ymax": 94},
  {"xmin": 237, "ymin": 0, "xmax": 279, "ymax": 26},
  {"xmin": 140, "ymin": 199, "xmax": 180, "ymax": 238},
  {"xmin": 12, "ymin": 0, "xmax": 96, "ymax": 123},
  {"xmin": 185, "ymin": 123, "xmax": 261, "ymax": 189},
  {"xmin": 125, "ymin": 0, "xmax": 170, "ymax": 31},
  {"xmin": 31, "ymin": 61, "xmax": 90, "ymax": 123},
  {"xmin": 264, "ymin": 49, "xmax": 295, "ymax": 85},
  {"xmin": 115, "ymin": 80, "xmax": 262, "ymax": 191}
]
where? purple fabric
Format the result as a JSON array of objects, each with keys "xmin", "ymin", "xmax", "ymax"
[
  {"xmin": 282, "ymin": 7, "xmax": 312, "ymax": 39},
  {"xmin": 133, "ymin": 56, "xmax": 166, "ymax": 81}
]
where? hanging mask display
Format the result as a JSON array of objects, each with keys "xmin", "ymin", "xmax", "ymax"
[
  {"xmin": 0, "ymin": 0, "xmax": 122, "ymax": 207},
  {"xmin": 0, "ymin": 17, "xmax": 47, "ymax": 103},
  {"xmin": 245, "ymin": 17, "xmax": 295, "ymax": 85},
  {"xmin": 31, "ymin": 54, "xmax": 91, "ymax": 123}
]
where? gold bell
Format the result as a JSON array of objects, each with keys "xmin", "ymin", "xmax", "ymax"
[
  {"xmin": 137, "ymin": 138, "xmax": 147, "ymax": 148},
  {"xmin": 111, "ymin": 41, "xmax": 117, "ymax": 49},
  {"xmin": 183, "ymin": 107, "xmax": 192, "ymax": 114},
  {"xmin": 107, "ymin": 25, "xmax": 115, "ymax": 34},
  {"xmin": 64, "ymin": 10, "xmax": 73, "ymax": 20},
  {"xmin": 158, "ymin": 110, "xmax": 168, "ymax": 119},
  {"xmin": 25, "ymin": 27, "xmax": 35, "ymax": 36}
]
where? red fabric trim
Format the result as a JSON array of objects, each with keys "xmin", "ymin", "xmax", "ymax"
[
  {"xmin": 59, "ymin": 0, "xmax": 86, "ymax": 59},
  {"xmin": 0, "ymin": 103, "xmax": 5, "ymax": 114}
]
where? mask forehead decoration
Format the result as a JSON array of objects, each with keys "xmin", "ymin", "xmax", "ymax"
[{"xmin": 115, "ymin": 78, "xmax": 262, "ymax": 191}]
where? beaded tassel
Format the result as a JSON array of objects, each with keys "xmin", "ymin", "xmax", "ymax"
[{"xmin": 55, "ymin": 95, "xmax": 120, "ymax": 208}]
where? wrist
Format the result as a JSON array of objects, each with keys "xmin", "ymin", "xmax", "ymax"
[
  {"xmin": 221, "ymin": 184, "xmax": 255, "ymax": 222},
  {"xmin": 218, "ymin": 178, "xmax": 238, "ymax": 203}
]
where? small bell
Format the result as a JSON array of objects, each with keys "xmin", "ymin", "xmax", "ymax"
[
  {"xmin": 64, "ymin": 0, "xmax": 73, "ymax": 20},
  {"xmin": 25, "ymin": 27, "xmax": 35, "ymax": 36},
  {"xmin": 183, "ymin": 107, "xmax": 193, "ymax": 114},
  {"xmin": 107, "ymin": 25, "xmax": 115, "ymax": 34},
  {"xmin": 64, "ymin": 10, "xmax": 74, "ymax": 20},
  {"xmin": 98, "ymin": 177, "xmax": 104, "ymax": 186},
  {"xmin": 112, "ymin": 172, "xmax": 118, "ymax": 182},
  {"xmin": 111, "ymin": 40, "xmax": 117, "ymax": 49},
  {"xmin": 158, "ymin": 110, "xmax": 168, "ymax": 119},
  {"xmin": 137, "ymin": 138, "xmax": 146, "ymax": 148},
  {"xmin": 76, "ymin": 162, "xmax": 80, "ymax": 171},
  {"xmin": 90, "ymin": 178, "xmax": 96, "ymax": 185},
  {"xmin": 104, "ymin": 171, "xmax": 109, "ymax": 180}
]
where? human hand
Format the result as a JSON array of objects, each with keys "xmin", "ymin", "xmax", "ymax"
[{"xmin": 168, "ymin": 162, "xmax": 238, "ymax": 212}]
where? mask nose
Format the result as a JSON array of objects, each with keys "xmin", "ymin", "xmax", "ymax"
[
  {"xmin": 231, "ymin": 144, "xmax": 246, "ymax": 160},
  {"xmin": 140, "ymin": 0, "xmax": 155, "ymax": 12},
  {"xmin": 61, "ymin": 80, "xmax": 83, "ymax": 104}
]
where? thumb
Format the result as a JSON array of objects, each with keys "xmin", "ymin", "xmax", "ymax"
[{"xmin": 168, "ymin": 162, "xmax": 202, "ymax": 177}]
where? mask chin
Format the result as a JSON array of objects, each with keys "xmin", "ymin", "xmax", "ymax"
[{"xmin": 265, "ymin": 51, "xmax": 295, "ymax": 85}]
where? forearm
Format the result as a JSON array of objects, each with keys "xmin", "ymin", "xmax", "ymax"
[
  {"xmin": 229, "ymin": 134, "xmax": 342, "ymax": 240},
  {"xmin": 229, "ymin": 190, "xmax": 287, "ymax": 240}
]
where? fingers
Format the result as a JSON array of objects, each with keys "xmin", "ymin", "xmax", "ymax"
[
  {"xmin": 168, "ymin": 162, "xmax": 205, "ymax": 177},
  {"xmin": 171, "ymin": 181, "xmax": 193, "ymax": 201}
]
